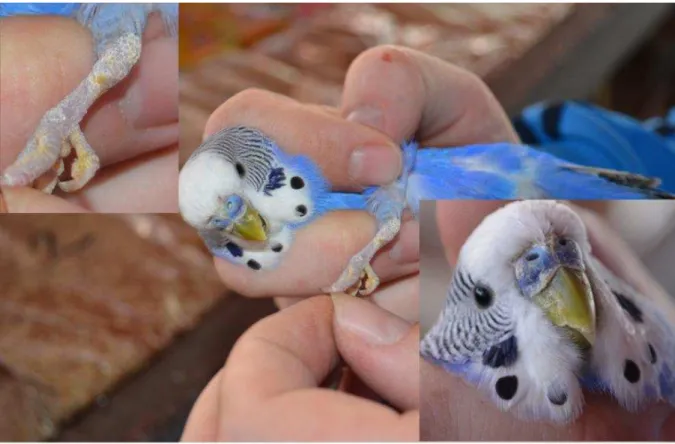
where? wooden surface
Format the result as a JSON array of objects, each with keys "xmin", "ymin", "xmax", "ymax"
[
  {"xmin": 55, "ymin": 296, "xmax": 277, "ymax": 442},
  {"xmin": 0, "ymin": 215, "xmax": 227, "ymax": 441}
]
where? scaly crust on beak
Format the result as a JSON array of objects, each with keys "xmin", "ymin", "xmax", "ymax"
[{"xmin": 533, "ymin": 268, "xmax": 596, "ymax": 348}]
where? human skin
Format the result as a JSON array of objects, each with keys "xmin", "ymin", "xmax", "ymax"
[
  {"xmin": 181, "ymin": 293, "xmax": 420, "ymax": 441},
  {"xmin": 0, "ymin": 14, "xmax": 178, "ymax": 213}
]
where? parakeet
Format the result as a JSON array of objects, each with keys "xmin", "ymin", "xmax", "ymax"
[
  {"xmin": 420, "ymin": 200, "xmax": 674, "ymax": 423},
  {"xmin": 0, "ymin": 3, "xmax": 178, "ymax": 193},
  {"xmin": 178, "ymin": 113, "xmax": 674, "ymax": 297}
]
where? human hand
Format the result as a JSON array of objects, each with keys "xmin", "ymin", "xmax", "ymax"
[
  {"xmin": 181, "ymin": 294, "xmax": 419, "ymax": 441},
  {"xmin": 198, "ymin": 45, "xmax": 519, "ymax": 316},
  {"xmin": 0, "ymin": 14, "xmax": 178, "ymax": 213},
  {"xmin": 421, "ymin": 201, "xmax": 675, "ymax": 440}
]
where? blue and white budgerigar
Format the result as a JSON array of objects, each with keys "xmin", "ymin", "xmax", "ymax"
[
  {"xmin": 178, "ymin": 102, "xmax": 674, "ymax": 297},
  {"xmin": 420, "ymin": 200, "xmax": 674, "ymax": 423},
  {"xmin": 0, "ymin": 3, "xmax": 178, "ymax": 193}
]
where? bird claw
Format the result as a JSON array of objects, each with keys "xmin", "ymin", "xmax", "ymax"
[
  {"xmin": 324, "ymin": 216, "xmax": 401, "ymax": 297},
  {"xmin": 0, "ymin": 33, "xmax": 140, "ymax": 194},
  {"xmin": 2, "ymin": 124, "xmax": 100, "ymax": 194},
  {"xmin": 0, "ymin": 127, "xmax": 63, "ymax": 188},
  {"xmin": 58, "ymin": 128, "xmax": 100, "ymax": 192},
  {"xmin": 325, "ymin": 260, "xmax": 378, "ymax": 297},
  {"xmin": 345, "ymin": 263, "xmax": 380, "ymax": 297}
]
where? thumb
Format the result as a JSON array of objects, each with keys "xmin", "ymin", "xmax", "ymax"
[{"xmin": 331, "ymin": 292, "xmax": 419, "ymax": 411}]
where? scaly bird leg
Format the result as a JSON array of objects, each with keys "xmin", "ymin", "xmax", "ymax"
[
  {"xmin": 324, "ymin": 215, "xmax": 402, "ymax": 297},
  {"xmin": 0, "ymin": 33, "xmax": 141, "ymax": 192},
  {"xmin": 324, "ymin": 141, "xmax": 414, "ymax": 297}
]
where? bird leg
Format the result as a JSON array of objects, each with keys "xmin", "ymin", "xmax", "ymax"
[
  {"xmin": 324, "ymin": 215, "xmax": 402, "ymax": 297},
  {"xmin": 0, "ymin": 33, "xmax": 141, "ymax": 193},
  {"xmin": 324, "ymin": 141, "xmax": 413, "ymax": 297}
]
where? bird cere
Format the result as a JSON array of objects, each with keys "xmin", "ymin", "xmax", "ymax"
[
  {"xmin": 421, "ymin": 200, "xmax": 674, "ymax": 423},
  {"xmin": 0, "ymin": 3, "xmax": 178, "ymax": 193}
]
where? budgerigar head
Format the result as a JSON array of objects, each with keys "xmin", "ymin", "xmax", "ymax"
[
  {"xmin": 179, "ymin": 126, "xmax": 332, "ymax": 270},
  {"xmin": 458, "ymin": 200, "xmax": 596, "ymax": 348},
  {"xmin": 179, "ymin": 148, "xmax": 268, "ymax": 244},
  {"xmin": 423, "ymin": 200, "xmax": 674, "ymax": 423},
  {"xmin": 421, "ymin": 200, "xmax": 600, "ymax": 421}
]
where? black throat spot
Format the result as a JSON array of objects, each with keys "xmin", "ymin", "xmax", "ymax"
[
  {"xmin": 613, "ymin": 291, "xmax": 643, "ymax": 323},
  {"xmin": 482, "ymin": 335, "xmax": 518, "ymax": 368}
]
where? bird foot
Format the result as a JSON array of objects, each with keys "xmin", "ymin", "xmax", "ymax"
[
  {"xmin": 344, "ymin": 263, "xmax": 380, "ymax": 297},
  {"xmin": 57, "ymin": 128, "xmax": 100, "ymax": 192},
  {"xmin": 0, "ymin": 33, "xmax": 141, "ymax": 193},
  {"xmin": 323, "ymin": 216, "xmax": 401, "ymax": 297}
]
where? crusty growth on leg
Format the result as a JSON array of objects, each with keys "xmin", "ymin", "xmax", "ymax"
[
  {"xmin": 324, "ymin": 216, "xmax": 401, "ymax": 297},
  {"xmin": 0, "ymin": 33, "xmax": 141, "ymax": 193}
]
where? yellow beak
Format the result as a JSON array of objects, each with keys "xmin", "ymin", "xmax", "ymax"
[
  {"xmin": 532, "ymin": 268, "xmax": 596, "ymax": 348},
  {"xmin": 232, "ymin": 205, "xmax": 267, "ymax": 242}
]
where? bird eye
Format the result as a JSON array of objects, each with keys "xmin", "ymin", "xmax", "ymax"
[
  {"xmin": 473, "ymin": 285, "xmax": 493, "ymax": 308},
  {"xmin": 525, "ymin": 252, "xmax": 539, "ymax": 261},
  {"xmin": 235, "ymin": 162, "xmax": 245, "ymax": 178},
  {"xmin": 558, "ymin": 237, "xmax": 568, "ymax": 246},
  {"xmin": 226, "ymin": 201, "xmax": 233, "ymax": 210}
]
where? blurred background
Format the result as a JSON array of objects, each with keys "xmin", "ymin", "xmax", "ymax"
[
  {"xmin": 419, "ymin": 201, "xmax": 675, "ymax": 334},
  {"xmin": 0, "ymin": 215, "xmax": 277, "ymax": 441},
  {"xmin": 179, "ymin": 3, "xmax": 675, "ymax": 163}
]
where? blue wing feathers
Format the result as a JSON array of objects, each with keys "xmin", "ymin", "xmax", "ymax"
[
  {"xmin": 408, "ymin": 143, "xmax": 655, "ymax": 200},
  {"xmin": 517, "ymin": 102, "xmax": 675, "ymax": 192},
  {"xmin": 0, "ymin": 3, "xmax": 80, "ymax": 17}
]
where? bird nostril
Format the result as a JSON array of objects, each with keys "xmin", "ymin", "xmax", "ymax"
[
  {"xmin": 296, "ymin": 205, "xmax": 307, "ymax": 216},
  {"xmin": 558, "ymin": 238, "xmax": 568, "ymax": 246},
  {"xmin": 526, "ymin": 252, "xmax": 539, "ymax": 261}
]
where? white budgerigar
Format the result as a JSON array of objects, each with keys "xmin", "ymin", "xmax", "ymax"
[{"xmin": 420, "ymin": 200, "xmax": 674, "ymax": 423}]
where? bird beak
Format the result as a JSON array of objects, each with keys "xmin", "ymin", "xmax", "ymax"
[
  {"xmin": 232, "ymin": 205, "xmax": 268, "ymax": 242},
  {"xmin": 514, "ymin": 238, "xmax": 596, "ymax": 349},
  {"xmin": 531, "ymin": 267, "xmax": 596, "ymax": 348}
]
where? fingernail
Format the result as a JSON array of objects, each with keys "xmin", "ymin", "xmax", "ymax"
[
  {"xmin": 346, "ymin": 107, "xmax": 385, "ymax": 133},
  {"xmin": 332, "ymin": 293, "xmax": 411, "ymax": 345},
  {"xmin": 349, "ymin": 145, "xmax": 401, "ymax": 185}
]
